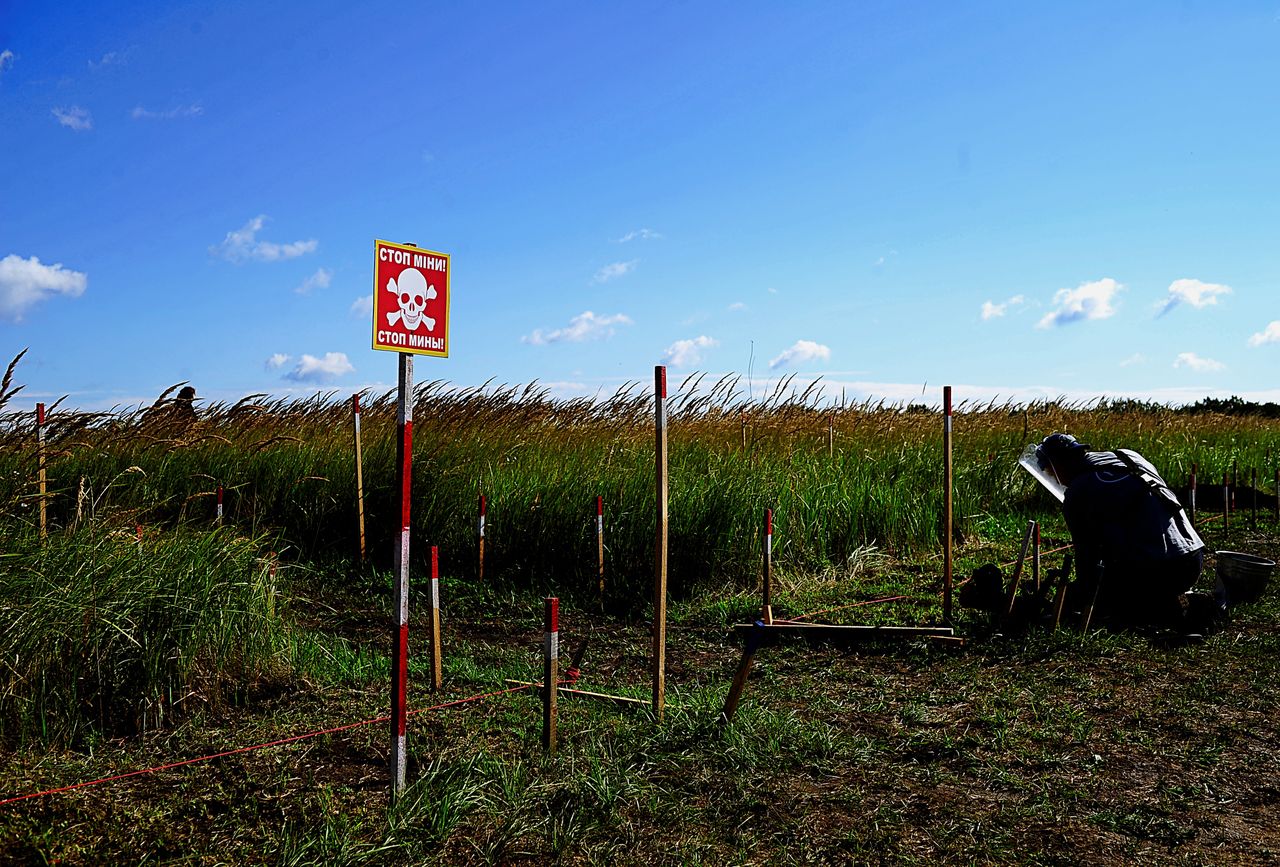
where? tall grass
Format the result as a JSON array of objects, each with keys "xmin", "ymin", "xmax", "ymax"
[
  {"xmin": 2, "ymin": 364, "xmax": 1279, "ymax": 601},
  {"xmin": 0, "ymin": 524, "xmax": 291, "ymax": 746}
]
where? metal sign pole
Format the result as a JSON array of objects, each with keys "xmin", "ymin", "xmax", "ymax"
[{"xmin": 391, "ymin": 352, "xmax": 413, "ymax": 797}]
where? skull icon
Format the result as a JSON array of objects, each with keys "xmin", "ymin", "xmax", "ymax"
[{"xmin": 385, "ymin": 268, "xmax": 437, "ymax": 332}]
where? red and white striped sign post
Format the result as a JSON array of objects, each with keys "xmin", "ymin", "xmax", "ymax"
[
  {"xmin": 761, "ymin": 508, "xmax": 774, "ymax": 624},
  {"xmin": 652, "ymin": 365, "xmax": 668, "ymax": 719},
  {"xmin": 36, "ymin": 403, "xmax": 47, "ymax": 543},
  {"xmin": 215, "ymin": 485, "xmax": 224, "ymax": 524},
  {"xmin": 372, "ymin": 239, "xmax": 450, "ymax": 800},
  {"xmin": 353, "ymin": 394, "xmax": 366, "ymax": 561},
  {"xmin": 543, "ymin": 597, "xmax": 559, "ymax": 754},
  {"xmin": 391, "ymin": 352, "xmax": 413, "ymax": 795}
]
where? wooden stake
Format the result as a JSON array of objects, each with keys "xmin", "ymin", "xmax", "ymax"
[
  {"xmin": 352, "ymin": 394, "xmax": 366, "ymax": 561},
  {"xmin": 596, "ymin": 495, "xmax": 605, "ymax": 601},
  {"xmin": 428, "ymin": 546, "xmax": 443, "ymax": 691},
  {"xmin": 215, "ymin": 485, "xmax": 224, "ymax": 524},
  {"xmin": 477, "ymin": 493, "xmax": 486, "ymax": 581},
  {"xmin": 1032, "ymin": 521, "xmax": 1041, "ymax": 592},
  {"xmin": 543, "ymin": 597, "xmax": 559, "ymax": 754},
  {"xmin": 827, "ymin": 413, "xmax": 834, "ymax": 460},
  {"xmin": 1051, "ymin": 554, "xmax": 1073, "ymax": 629},
  {"xmin": 942, "ymin": 386, "xmax": 953, "ymax": 623},
  {"xmin": 719, "ymin": 642, "xmax": 758, "ymax": 724},
  {"xmin": 1275, "ymin": 467, "xmax": 1279, "ymax": 524},
  {"xmin": 1002, "ymin": 520, "xmax": 1035, "ymax": 620},
  {"xmin": 1251, "ymin": 467, "xmax": 1257, "ymax": 529},
  {"xmin": 1223, "ymin": 472, "xmax": 1230, "ymax": 532},
  {"xmin": 1189, "ymin": 463, "xmax": 1197, "ymax": 525},
  {"xmin": 1081, "ymin": 562, "xmax": 1104, "ymax": 632},
  {"xmin": 652, "ymin": 365, "xmax": 668, "ymax": 719},
  {"xmin": 761, "ymin": 508, "xmax": 774, "ymax": 624},
  {"xmin": 740, "ymin": 408, "xmax": 747, "ymax": 451},
  {"xmin": 391, "ymin": 352, "xmax": 413, "ymax": 798},
  {"xmin": 36, "ymin": 403, "xmax": 46, "ymax": 543}
]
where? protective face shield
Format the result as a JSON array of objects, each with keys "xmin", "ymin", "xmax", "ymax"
[{"xmin": 1018, "ymin": 443, "xmax": 1067, "ymax": 502}]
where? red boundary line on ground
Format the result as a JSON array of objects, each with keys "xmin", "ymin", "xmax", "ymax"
[{"xmin": 0, "ymin": 685, "xmax": 526, "ymax": 808}]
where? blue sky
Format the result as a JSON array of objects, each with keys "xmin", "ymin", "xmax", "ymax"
[{"xmin": 3, "ymin": 1, "xmax": 1279, "ymax": 410}]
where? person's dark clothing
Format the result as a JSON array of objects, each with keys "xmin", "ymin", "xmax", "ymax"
[{"xmin": 1062, "ymin": 449, "xmax": 1205, "ymax": 622}]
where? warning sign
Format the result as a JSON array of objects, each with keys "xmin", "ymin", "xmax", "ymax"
[{"xmin": 372, "ymin": 240, "xmax": 450, "ymax": 356}]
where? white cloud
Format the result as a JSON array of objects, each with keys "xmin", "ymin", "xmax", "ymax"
[
  {"xmin": 88, "ymin": 51, "xmax": 125, "ymax": 70},
  {"xmin": 728, "ymin": 301, "xmax": 747, "ymax": 312},
  {"xmin": 283, "ymin": 352, "xmax": 354, "ymax": 382},
  {"xmin": 1248, "ymin": 321, "xmax": 1280, "ymax": 347},
  {"xmin": 0, "ymin": 50, "xmax": 14, "ymax": 75},
  {"xmin": 1173, "ymin": 352, "xmax": 1225, "ymax": 372},
  {"xmin": 293, "ymin": 267, "xmax": 332, "ymax": 295},
  {"xmin": 131, "ymin": 103, "xmax": 203, "ymax": 120},
  {"xmin": 265, "ymin": 353, "xmax": 291, "ymax": 370},
  {"xmin": 52, "ymin": 105, "xmax": 92, "ymax": 131},
  {"xmin": 980, "ymin": 294, "xmax": 1025, "ymax": 320},
  {"xmin": 0, "ymin": 254, "xmax": 88, "ymax": 321},
  {"xmin": 1036, "ymin": 278, "xmax": 1122, "ymax": 329},
  {"xmin": 662, "ymin": 335, "xmax": 718, "ymax": 367},
  {"xmin": 349, "ymin": 295, "xmax": 373, "ymax": 317},
  {"xmin": 523, "ymin": 311, "xmax": 633, "ymax": 345},
  {"xmin": 1119, "ymin": 353, "xmax": 1146, "ymax": 368},
  {"xmin": 616, "ymin": 228, "xmax": 661, "ymax": 243},
  {"xmin": 769, "ymin": 339, "xmax": 831, "ymax": 370},
  {"xmin": 210, "ymin": 216, "xmax": 317, "ymax": 263},
  {"xmin": 1156, "ymin": 278, "xmax": 1231, "ymax": 317},
  {"xmin": 593, "ymin": 260, "xmax": 637, "ymax": 283},
  {"xmin": 767, "ymin": 286, "xmax": 778, "ymax": 294}
]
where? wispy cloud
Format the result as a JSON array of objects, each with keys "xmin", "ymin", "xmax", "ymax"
[
  {"xmin": 131, "ymin": 103, "xmax": 203, "ymax": 120},
  {"xmin": 1036, "ymin": 278, "xmax": 1122, "ymax": 329},
  {"xmin": 616, "ymin": 228, "xmax": 661, "ymax": 243},
  {"xmin": 88, "ymin": 50, "xmax": 125, "ymax": 70},
  {"xmin": 265, "ymin": 353, "xmax": 291, "ymax": 370},
  {"xmin": 727, "ymin": 301, "xmax": 747, "ymax": 312},
  {"xmin": 0, "ymin": 50, "xmax": 14, "ymax": 76},
  {"xmin": 1173, "ymin": 352, "xmax": 1225, "ymax": 372},
  {"xmin": 293, "ymin": 267, "xmax": 332, "ymax": 295},
  {"xmin": 1119, "ymin": 353, "xmax": 1146, "ymax": 368},
  {"xmin": 766, "ymin": 286, "xmax": 778, "ymax": 294},
  {"xmin": 0, "ymin": 254, "xmax": 88, "ymax": 321},
  {"xmin": 661, "ymin": 335, "xmax": 718, "ymax": 367},
  {"xmin": 1248, "ymin": 321, "xmax": 1280, "ymax": 347},
  {"xmin": 52, "ymin": 105, "xmax": 92, "ymax": 131},
  {"xmin": 769, "ymin": 339, "xmax": 831, "ymax": 370},
  {"xmin": 523, "ymin": 311, "xmax": 633, "ymax": 345},
  {"xmin": 593, "ymin": 260, "xmax": 637, "ymax": 283},
  {"xmin": 350, "ymin": 295, "xmax": 373, "ymax": 317},
  {"xmin": 283, "ymin": 352, "xmax": 354, "ymax": 382},
  {"xmin": 1155, "ymin": 278, "xmax": 1231, "ymax": 317},
  {"xmin": 980, "ymin": 294, "xmax": 1025, "ymax": 320},
  {"xmin": 210, "ymin": 216, "xmax": 317, "ymax": 263}
]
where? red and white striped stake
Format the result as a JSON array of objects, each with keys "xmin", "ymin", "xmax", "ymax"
[
  {"xmin": 391, "ymin": 352, "xmax": 414, "ymax": 797},
  {"xmin": 596, "ymin": 495, "xmax": 605, "ymax": 600},
  {"xmin": 477, "ymin": 494, "xmax": 486, "ymax": 581},
  {"xmin": 761, "ymin": 508, "xmax": 774, "ymax": 624},
  {"xmin": 215, "ymin": 485, "xmax": 224, "ymax": 524},
  {"xmin": 942, "ymin": 385, "xmax": 953, "ymax": 623},
  {"xmin": 352, "ymin": 394, "xmax": 366, "ymax": 562},
  {"xmin": 428, "ymin": 546, "xmax": 442, "ymax": 691},
  {"xmin": 542, "ymin": 596, "xmax": 559, "ymax": 754},
  {"xmin": 36, "ymin": 403, "xmax": 47, "ymax": 542},
  {"xmin": 652, "ymin": 365, "xmax": 668, "ymax": 719}
]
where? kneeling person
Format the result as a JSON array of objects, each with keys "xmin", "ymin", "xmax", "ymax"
[{"xmin": 1031, "ymin": 434, "xmax": 1205, "ymax": 626}]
